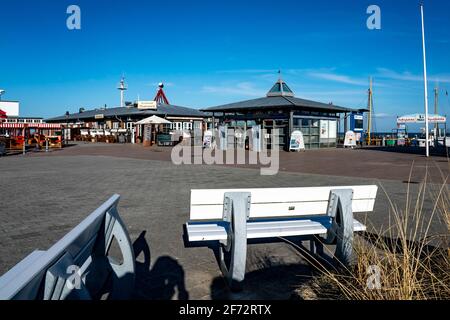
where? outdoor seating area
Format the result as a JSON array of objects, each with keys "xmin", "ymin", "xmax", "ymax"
[
  {"xmin": 0, "ymin": 123, "xmax": 63, "ymax": 152},
  {"xmin": 78, "ymin": 129, "xmax": 129, "ymax": 143}
]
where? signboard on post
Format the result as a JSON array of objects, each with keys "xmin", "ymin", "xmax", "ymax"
[
  {"xmin": 218, "ymin": 126, "xmax": 227, "ymax": 150},
  {"xmin": 289, "ymin": 130, "xmax": 305, "ymax": 152},
  {"xmin": 251, "ymin": 125, "xmax": 261, "ymax": 152},
  {"xmin": 344, "ymin": 130, "xmax": 357, "ymax": 148},
  {"xmin": 137, "ymin": 101, "xmax": 157, "ymax": 110},
  {"xmin": 397, "ymin": 113, "xmax": 446, "ymax": 123}
]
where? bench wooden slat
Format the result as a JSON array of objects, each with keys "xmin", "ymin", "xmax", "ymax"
[
  {"xmin": 191, "ymin": 186, "xmax": 378, "ymax": 205},
  {"xmin": 186, "ymin": 218, "xmax": 366, "ymax": 242},
  {"xmin": 190, "ymin": 199, "xmax": 375, "ymax": 220},
  {"xmin": 190, "ymin": 186, "xmax": 377, "ymax": 220}
]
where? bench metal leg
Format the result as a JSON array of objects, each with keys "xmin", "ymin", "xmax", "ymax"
[
  {"xmin": 219, "ymin": 192, "xmax": 251, "ymax": 291},
  {"xmin": 103, "ymin": 206, "xmax": 136, "ymax": 299},
  {"xmin": 322, "ymin": 189, "xmax": 355, "ymax": 267}
]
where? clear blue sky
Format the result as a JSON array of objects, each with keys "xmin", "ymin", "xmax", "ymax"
[{"xmin": 0, "ymin": 0, "xmax": 449, "ymax": 131}]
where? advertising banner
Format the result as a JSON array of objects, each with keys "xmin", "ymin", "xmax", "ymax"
[
  {"xmin": 289, "ymin": 130, "xmax": 305, "ymax": 151},
  {"xmin": 344, "ymin": 130, "xmax": 356, "ymax": 148}
]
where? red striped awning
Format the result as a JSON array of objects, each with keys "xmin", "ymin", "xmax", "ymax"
[
  {"xmin": 0, "ymin": 109, "xmax": 6, "ymax": 119},
  {"xmin": 37, "ymin": 123, "xmax": 62, "ymax": 129},
  {"xmin": 0, "ymin": 123, "xmax": 62, "ymax": 129}
]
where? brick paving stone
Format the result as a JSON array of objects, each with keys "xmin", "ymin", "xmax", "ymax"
[{"xmin": 0, "ymin": 144, "xmax": 448, "ymax": 299}]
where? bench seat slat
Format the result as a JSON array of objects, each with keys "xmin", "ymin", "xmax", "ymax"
[{"xmin": 186, "ymin": 219, "xmax": 366, "ymax": 242}]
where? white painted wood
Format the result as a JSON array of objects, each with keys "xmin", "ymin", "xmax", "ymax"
[
  {"xmin": 190, "ymin": 186, "xmax": 377, "ymax": 220},
  {"xmin": 186, "ymin": 219, "xmax": 367, "ymax": 242},
  {"xmin": 0, "ymin": 251, "xmax": 46, "ymax": 289},
  {"xmin": 191, "ymin": 199, "xmax": 375, "ymax": 220},
  {"xmin": 353, "ymin": 220, "xmax": 367, "ymax": 232},
  {"xmin": 191, "ymin": 186, "xmax": 377, "ymax": 205}
]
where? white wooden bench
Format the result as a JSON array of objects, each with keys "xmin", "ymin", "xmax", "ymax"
[
  {"xmin": 185, "ymin": 186, "xmax": 378, "ymax": 289},
  {"xmin": 0, "ymin": 194, "xmax": 135, "ymax": 300}
]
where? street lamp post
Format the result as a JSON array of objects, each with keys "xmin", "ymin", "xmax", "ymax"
[{"xmin": 420, "ymin": 4, "xmax": 430, "ymax": 157}]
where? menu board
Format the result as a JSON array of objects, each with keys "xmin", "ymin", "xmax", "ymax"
[
  {"xmin": 203, "ymin": 130, "xmax": 213, "ymax": 148},
  {"xmin": 289, "ymin": 130, "xmax": 305, "ymax": 151},
  {"xmin": 344, "ymin": 130, "xmax": 356, "ymax": 148}
]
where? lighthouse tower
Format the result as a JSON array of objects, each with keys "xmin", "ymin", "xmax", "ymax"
[{"xmin": 117, "ymin": 76, "xmax": 128, "ymax": 108}]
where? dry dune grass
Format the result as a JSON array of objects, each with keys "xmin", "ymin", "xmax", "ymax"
[{"xmin": 297, "ymin": 161, "xmax": 450, "ymax": 300}]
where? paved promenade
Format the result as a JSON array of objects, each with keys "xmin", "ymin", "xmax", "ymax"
[
  {"xmin": 29, "ymin": 142, "xmax": 449, "ymax": 183},
  {"xmin": 0, "ymin": 143, "xmax": 448, "ymax": 299}
]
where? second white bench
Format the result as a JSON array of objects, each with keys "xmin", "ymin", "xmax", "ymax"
[{"xmin": 185, "ymin": 185, "xmax": 378, "ymax": 289}]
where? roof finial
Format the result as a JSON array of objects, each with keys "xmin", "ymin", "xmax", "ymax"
[{"xmin": 154, "ymin": 82, "xmax": 170, "ymax": 105}]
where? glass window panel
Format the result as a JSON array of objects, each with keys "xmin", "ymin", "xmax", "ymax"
[
  {"xmin": 269, "ymin": 83, "xmax": 281, "ymax": 93},
  {"xmin": 282, "ymin": 83, "xmax": 293, "ymax": 93}
]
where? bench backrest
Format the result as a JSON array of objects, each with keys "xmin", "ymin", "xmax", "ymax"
[
  {"xmin": 0, "ymin": 194, "xmax": 135, "ymax": 300},
  {"xmin": 190, "ymin": 185, "xmax": 378, "ymax": 221}
]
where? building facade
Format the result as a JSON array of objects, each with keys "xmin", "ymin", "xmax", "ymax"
[
  {"xmin": 46, "ymin": 102, "xmax": 206, "ymax": 143},
  {"xmin": 201, "ymin": 79, "xmax": 366, "ymax": 150}
]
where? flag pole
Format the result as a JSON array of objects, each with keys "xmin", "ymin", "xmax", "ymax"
[{"xmin": 420, "ymin": 3, "xmax": 430, "ymax": 157}]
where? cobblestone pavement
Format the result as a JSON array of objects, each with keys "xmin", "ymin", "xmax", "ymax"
[
  {"xmin": 27, "ymin": 142, "xmax": 450, "ymax": 183},
  {"xmin": 0, "ymin": 144, "xmax": 448, "ymax": 299}
]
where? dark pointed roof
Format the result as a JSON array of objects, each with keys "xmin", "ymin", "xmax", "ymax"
[
  {"xmin": 202, "ymin": 79, "xmax": 364, "ymax": 113},
  {"xmin": 46, "ymin": 103, "xmax": 205, "ymax": 122}
]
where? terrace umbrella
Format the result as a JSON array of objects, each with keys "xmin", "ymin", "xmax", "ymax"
[{"xmin": 135, "ymin": 115, "xmax": 172, "ymax": 125}]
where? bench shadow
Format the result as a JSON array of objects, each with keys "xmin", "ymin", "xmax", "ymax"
[
  {"xmin": 132, "ymin": 230, "xmax": 189, "ymax": 300},
  {"xmin": 207, "ymin": 236, "xmax": 338, "ymax": 300},
  {"xmin": 209, "ymin": 261, "xmax": 313, "ymax": 300}
]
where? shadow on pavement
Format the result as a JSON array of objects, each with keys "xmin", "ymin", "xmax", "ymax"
[
  {"xmin": 132, "ymin": 231, "xmax": 189, "ymax": 300},
  {"xmin": 209, "ymin": 263, "xmax": 313, "ymax": 300}
]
